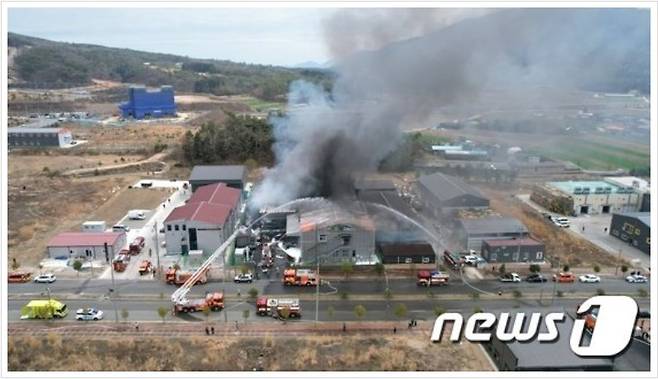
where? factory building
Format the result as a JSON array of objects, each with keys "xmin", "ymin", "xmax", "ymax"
[
  {"xmin": 164, "ymin": 183, "xmax": 241, "ymax": 255},
  {"xmin": 609, "ymin": 212, "xmax": 650, "ymax": 254},
  {"xmin": 8, "ymin": 127, "xmax": 72, "ymax": 148},
  {"xmin": 417, "ymin": 172, "xmax": 489, "ymax": 216},
  {"xmin": 378, "ymin": 242, "xmax": 435, "ymax": 264},
  {"xmin": 481, "ymin": 237, "xmax": 545, "ymax": 263},
  {"xmin": 605, "ymin": 176, "xmax": 650, "ymax": 212},
  {"xmin": 458, "ymin": 216, "xmax": 528, "ymax": 252},
  {"xmin": 286, "ymin": 202, "xmax": 376, "ymax": 265},
  {"xmin": 189, "ymin": 165, "xmax": 246, "ymax": 192},
  {"xmin": 47, "ymin": 232, "xmax": 127, "ymax": 260},
  {"xmin": 118, "ymin": 85, "xmax": 176, "ymax": 119},
  {"xmin": 508, "ymin": 155, "xmax": 581, "ymax": 177},
  {"xmin": 531, "ymin": 180, "xmax": 643, "ymax": 216}
]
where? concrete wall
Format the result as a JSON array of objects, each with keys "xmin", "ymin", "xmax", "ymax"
[
  {"xmin": 164, "ymin": 220, "xmax": 225, "ymax": 255},
  {"xmin": 47, "ymin": 234, "xmax": 127, "ymax": 260}
]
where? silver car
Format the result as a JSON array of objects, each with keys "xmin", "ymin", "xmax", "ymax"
[
  {"xmin": 33, "ymin": 273, "xmax": 57, "ymax": 283},
  {"xmin": 76, "ymin": 308, "xmax": 104, "ymax": 321}
]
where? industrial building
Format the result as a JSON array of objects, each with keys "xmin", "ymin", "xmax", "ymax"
[
  {"xmin": 417, "ymin": 172, "xmax": 489, "ymax": 216},
  {"xmin": 605, "ymin": 176, "xmax": 650, "ymax": 212},
  {"xmin": 8, "ymin": 127, "xmax": 73, "ymax": 148},
  {"xmin": 378, "ymin": 242, "xmax": 435, "ymax": 264},
  {"xmin": 118, "ymin": 85, "xmax": 176, "ymax": 119},
  {"xmin": 46, "ymin": 232, "xmax": 127, "ymax": 260},
  {"xmin": 189, "ymin": 165, "xmax": 246, "ymax": 192},
  {"xmin": 482, "ymin": 313, "xmax": 614, "ymax": 371},
  {"xmin": 508, "ymin": 155, "xmax": 581, "ymax": 177},
  {"xmin": 355, "ymin": 178, "xmax": 415, "ymax": 218},
  {"xmin": 164, "ymin": 183, "xmax": 241, "ymax": 255},
  {"xmin": 481, "ymin": 237, "xmax": 545, "ymax": 263},
  {"xmin": 531, "ymin": 179, "xmax": 643, "ymax": 216},
  {"xmin": 458, "ymin": 216, "xmax": 528, "ymax": 252},
  {"xmin": 430, "ymin": 144, "xmax": 489, "ymax": 160},
  {"xmin": 609, "ymin": 212, "xmax": 650, "ymax": 254},
  {"xmin": 286, "ymin": 202, "xmax": 376, "ymax": 265}
]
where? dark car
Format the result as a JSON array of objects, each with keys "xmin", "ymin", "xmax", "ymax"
[{"xmin": 526, "ymin": 273, "xmax": 547, "ymax": 283}]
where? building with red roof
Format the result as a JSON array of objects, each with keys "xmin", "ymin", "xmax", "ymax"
[
  {"xmin": 47, "ymin": 232, "xmax": 127, "ymax": 260},
  {"xmin": 164, "ymin": 183, "xmax": 242, "ymax": 255}
]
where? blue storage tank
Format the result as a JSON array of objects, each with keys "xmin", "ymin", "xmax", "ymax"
[{"xmin": 119, "ymin": 85, "xmax": 177, "ymax": 119}]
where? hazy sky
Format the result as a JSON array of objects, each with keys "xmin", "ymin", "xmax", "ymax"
[{"xmin": 8, "ymin": 8, "xmax": 332, "ymax": 66}]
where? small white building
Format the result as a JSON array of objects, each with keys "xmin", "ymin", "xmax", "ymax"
[
  {"xmin": 81, "ymin": 221, "xmax": 107, "ymax": 233},
  {"xmin": 47, "ymin": 232, "xmax": 126, "ymax": 260}
]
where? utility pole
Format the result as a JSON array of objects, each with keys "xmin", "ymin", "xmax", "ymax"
[
  {"xmin": 105, "ymin": 242, "xmax": 115, "ymax": 294},
  {"xmin": 223, "ymin": 240, "xmax": 228, "ymax": 324},
  {"xmin": 153, "ymin": 221, "xmax": 161, "ymax": 279},
  {"xmin": 551, "ymin": 257, "xmax": 560, "ymax": 305}
]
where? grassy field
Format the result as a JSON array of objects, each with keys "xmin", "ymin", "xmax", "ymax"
[
  {"xmin": 241, "ymin": 96, "xmax": 285, "ymax": 112},
  {"xmin": 526, "ymin": 136, "xmax": 649, "ymax": 171},
  {"xmin": 8, "ymin": 332, "xmax": 492, "ymax": 371}
]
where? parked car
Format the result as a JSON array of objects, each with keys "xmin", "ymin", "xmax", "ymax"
[
  {"xmin": 499, "ymin": 273, "xmax": 521, "ymax": 283},
  {"xmin": 234, "ymin": 273, "xmax": 254, "ymax": 283},
  {"xmin": 75, "ymin": 308, "xmax": 104, "ymax": 321},
  {"xmin": 526, "ymin": 273, "xmax": 547, "ymax": 283},
  {"xmin": 463, "ymin": 255, "xmax": 484, "ymax": 265},
  {"xmin": 552, "ymin": 217, "xmax": 570, "ymax": 228},
  {"xmin": 579, "ymin": 274, "xmax": 601, "ymax": 283},
  {"xmin": 553, "ymin": 272, "xmax": 576, "ymax": 283},
  {"xmin": 33, "ymin": 273, "xmax": 57, "ymax": 283},
  {"xmin": 128, "ymin": 210, "xmax": 146, "ymax": 220},
  {"xmin": 626, "ymin": 274, "xmax": 648, "ymax": 283},
  {"xmin": 112, "ymin": 224, "xmax": 130, "ymax": 232}
]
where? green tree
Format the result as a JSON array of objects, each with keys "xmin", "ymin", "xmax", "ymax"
[
  {"xmin": 240, "ymin": 265, "xmax": 250, "ymax": 275},
  {"xmin": 470, "ymin": 292, "xmax": 480, "ymax": 301},
  {"xmin": 433, "ymin": 305, "xmax": 446, "ymax": 317},
  {"xmin": 242, "ymin": 309, "xmax": 250, "ymax": 324},
  {"xmin": 374, "ymin": 263, "xmax": 385, "ymax": 277},
  {"xmin": 498, "ymin": 264, "xmax": 506, "ymax": 275},
  {"xmin": 157, "ymin": 306, "xmax": 168, "ymax": 323},
  {"xmin": 513, "ymin": 290, "xmax": 522, "ymax": 299},
  {"xmin": 248, "ymin": 287, "xmax": 259, "ymax": 300},
  {"xmin": 593, "ymin": 265, "xmax": 601, "ymax": 273},
  {"xmin": 326, "ymin": 305, "xmax": 335, "ymax": 319},
  {"xmin": 383, "ymin": 288, "xmax": 393, "ymax": 300},
  {"xmin": 563, "ymin": 264, "xmax": 570, "ymax": 272},
  {"xmin": 529, "ymin": 264, "xmax": 541, "ymax": 273},
  {"xmin": 621, "ymin": 265, "xmax": 629, "ymax": 274},
  {"xmin": 353, "ymin": 305, "xmax": 367, "ymax": 320},
  {"xmin": 339, "ymin": 290, "xmax": 349, "ymax": 300},
  {"xmin": 596, "ymin": 288, "xmax": 606, "ymax": 296},
  {"xmin": 72, "ymin": 260, "xmax": 83, "ymax": 277},
  {"xmin": 11, "ymin": 258, "xmax": 20, "ymax": 271},
  {"xmin": 121, "ymin": 308, "xmax": 129, "ymax": 323},
  {"xmin": 393, "ymin": 303, "xmax": 408, "ymax": 320},
  {"xmin": 278, "ymin": 306, "xmax": 290, "ymax": 323},
  {"xmin": 341, "ymin": 261, "xmax": 354, "ymax": 280}
]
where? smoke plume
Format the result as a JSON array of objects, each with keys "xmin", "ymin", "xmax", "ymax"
[{"xmin": 250, "ymin": 8, "xmax": 649, "ymax": 209}]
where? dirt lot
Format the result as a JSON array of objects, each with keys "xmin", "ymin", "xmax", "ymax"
[
  {"xmin": 479, "ymin": 184, "xmax": 624, "ymax": 268},
  {"xmin": 8, "ymin": 331, "xmax": 491, "ymax": 371},
  {"xmin": 66, "ymin": 124, "xmax": 188, "ymax": 153}
]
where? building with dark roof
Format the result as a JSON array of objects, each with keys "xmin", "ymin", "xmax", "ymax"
[
  {"xmin": 8, "ymin": 127, "xmax": 72, "ymax": 148},
  {"xmin": 189, "ymin": 165, "xmax": 246, "ymax": 192},
  {"xmin": 482, "ymin": 237, "xmax": 545, "ymax": 263},
  {"xmin": 417, "ymin": 172, "xmax": 489, "ymax": 216},
  {"xmin": 47, "ymin": 232, "xmax": 127, "ymax": 260},
  {"xmin": 459, "ymin": 216, "xmax": 528, "ymax": 252},
  {"xmin": 483, "ymin": 313, "xmax": 614, "ymax": 371},
  {"xmin": 609, "ymin": 212, "xmax": 650, "ymax": 254},
  {"xmin": 119, "ymin": 86, "xmax": 176, "ymax": 119},
  {"xmin": 378, "ymin": 242, "xmax": 435, "ymax": 264},
  {"xmin": 164, "ymin": 183, "xmax": 241, "ymax": 255}
]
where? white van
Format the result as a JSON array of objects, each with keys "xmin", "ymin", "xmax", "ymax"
[
  {"xmin": 554, "ymin": 217, "xmax": 570, "ymax": 228},
  {"xmin": 112, "ymin": 224, "xmax": 130, "ymax": 233},
  {"xmin": 127, "ymin": 210, "xmax": 145, "ymax": 220}
]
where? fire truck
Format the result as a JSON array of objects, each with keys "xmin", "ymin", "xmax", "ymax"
[
  {"xmin": 416, "ymin": 270, "xmax": 449, "ymax": 286},
  {"xmin": 255, "ymin": 296, "xmax": 301, "ymax": 318},
  {"xmin": 282, "ymin": 268, "xmax": 318, "ymax": 286},
  {"xmin": 165, "ymin": 267, "xmax": 208, "ymax": 286},
  {"xmin": 174, "ymin": 292, "xmax": 224, "ymax": 314}
]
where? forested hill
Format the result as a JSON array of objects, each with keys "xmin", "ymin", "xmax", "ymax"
[{"xmin": 8, "ymin": 32, "xmax": 333, "ymax": 101}]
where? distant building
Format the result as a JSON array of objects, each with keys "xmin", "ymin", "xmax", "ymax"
[
  {"xmin": 286, "ymin": 201, "xmax": 376, "ymax": 265},
  {"xmin": 119, "ymin": 85, "xmax": 176, "ymax": 119},
  {"xmin": 8, "ymin": 127, "xmax": 72, "ymax": 148},
  {"xmin": 509, "ymin": 155, "xmax": 581, "ymax": 177},
  {"xmin": 164, "ymin": 183, "xmax": 241, "ymax": 255},
  {"xmin": 532, "ymin": 179, "xmax": 643, "ymax": 216},
  {"xmin": 609, "ymin": 212, "xmax": 650, "ymax": 254},
  {"xmin": 443, "ymin": 149, "xmax": 489, "ymax": 161},
  {"xmin": 417, "ymin": 172, "xmax": 489, "ymax": 216},
  {"xmin": 605, "ymin": 176, "xmax": 650, "ymax": 212},
  {"xmin": 459, "ymin": 217, "xmax": 528, "ymax": 252},
  {"xmin": 481, "ymin": 237, "xmax": 545, "ymax": 263},
  {"xmin": 81, "ymin": 221, "xmax": 106, "ymax": 233},
  {"xmin": 378, "ymin": 242, "xmax": 435, "ymax": 264},
  {"xmin": 47, "ymin": 232, "xmax": 126, "ymax": 260},
  {"xmin": 189, "ymin": 165, "xmax": 246, "ymax": 192}
]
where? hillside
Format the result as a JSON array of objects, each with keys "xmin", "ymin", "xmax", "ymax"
[{"xmin": 8, "ymin": 33, "xmax": 333, "ymax": 101}]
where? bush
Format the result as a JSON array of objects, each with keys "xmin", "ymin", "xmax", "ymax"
[
  {"xmin": 563, "ymin": 264, "xmax": 570, "ymax": 272},
  {"xmin": 470, "ymin": 292, "xmax": 480, "ymax": 301},
  {"xmin": 529, "ymin": 264, "xmax": 541, "ymax": 273},
  {"xmin": 512, "ymin": 290, "xmax": 522, "ymax": 299},
  {"xmin": 637, "ymin": 288, "xmax": 648, "ymax": 298},
  {"xmin": 353, "ymin": 305, "xmax": 367, "ymax": 320},
  {"xmin": 433, "ymin": 305, "xmax": 445, "ymax": 317},
  {"xmin": 621, "ymin": 265, "xmax": 629, "ymax": 274},
  {"xmin": 593, "ymin": 265, "xmax": 601, "ymax": 273},
  {"xmin": 498, "ymin": 264, "xmax": 506, "ymax": 275},
  {"xmin": 393, "ymin": 303, "xmax": 407, "ymax": 320},
  {"xmin": 557, "ymin": 290, "xmax": 564, "ymax": 298},
  {"xmin": 596, "ymin": 288, "xmax": 606, "ymax": 296},
  {"xmin": 248, "ymin": 287, "xmax": 258, "ymax": 300},
  {"xmin": 339, "ymin": 291, "xmax": 349, "ymax": 300}
]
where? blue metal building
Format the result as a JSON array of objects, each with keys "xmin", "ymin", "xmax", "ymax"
[{"xmin": 119, "ymin": 85, "xmax": 177, "ymax": 119}]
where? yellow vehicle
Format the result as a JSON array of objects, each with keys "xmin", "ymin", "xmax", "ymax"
[{"xmin": 20, "ymin": 299, "xmax": 68, "ymax": 319}]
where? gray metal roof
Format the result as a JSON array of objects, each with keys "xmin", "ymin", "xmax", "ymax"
[
  {"xmin": 9, "ymin": 127, "xmax": 63, "ymax": 134},
  {"xmin": 614, "ymin": 212, "xmax": 651, "ymax": 228},
  {"xmin": 503, "ymin": 312, "xmax": 613, "ymax": 370},
  {"xmin": 189, "ymin": 165, "xmax": 245, "ymax": 182},
  {"xmin": 418, "ymin": 172, "xmax": 486, "ymax": 202},
  {"xmin": 460, "ymin": 216, "xmax": 527, "ymax": 235},
  {"xmin": 354, "ymin": 178, "xmax": 396, "ymax": 192}
]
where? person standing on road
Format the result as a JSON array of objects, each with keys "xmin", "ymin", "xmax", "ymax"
[
  {"xmin": 235, "ymin": 320, "xmax": 239, "ymax": 331},
  {"xmin": 211, "ymin": 326, "xmax": 215, "ymax": 335}
]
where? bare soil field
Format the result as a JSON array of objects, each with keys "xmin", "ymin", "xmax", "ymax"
[
  {"xmin": 67, "ymin": 124, "xmax": 187, "ymax": 152},
  {"xmin": 8, "ymin": 331, "xmax": 491, "ymax": 371},
  {"xmin": 479, "ymin": 184, "xmax": 624, "ymax": 268}
]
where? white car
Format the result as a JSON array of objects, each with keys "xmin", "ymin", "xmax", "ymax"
[
  {"xmin": 463, "ymin": 255, "xmax": 483, "ymax": 265},
  {"xmin": 626, "ymin": 274, "xmax": 648, "ymax": 283},
  {"xmin": 76, "ymin": 308, "xmax": 104, "ymax": 321},
  {"xmin": 579, "ymin": 274, "xmax": 601, "ymax": 283},
  {"xmin": 552, "ymin": 217, "xmax": 570, "ymax": 228},
  {"xmin": 33, "ymin": 273, "xmax": 57, "ymax": 283},
  {"xmin": 234, "ymin": 273, "xmax": 254, "ymax": 283}
]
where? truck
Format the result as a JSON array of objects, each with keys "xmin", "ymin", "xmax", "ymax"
[
  {"xmin": 499, "ymin": 272, "xmax": 521, "ymax": 283},
  {"xmin": 20, "ymin": 299, "xmax": 68, "ymax": 319},
  {"xmin": 138, "ymin": 260, "xmax": 153, "ymax": 275},
  {"xmin": 282, "ymin": 268, "xmax": 318, "ymax": 286},
  {"xmin": 416, "ymin": 270, "xmax": 449, "ymax": 286},
  {"xmin": 8, "ymin": 271, "xmax": 32, "ymax": 283},
  {"xmin": 255, "ymin": 296, "xmax": 301, "ymax": 318},
  {"xmin": 174, "ymin": 292, "xmax": 224, "ymax": 314},
  {"xmin": 129, "ymin": 236, "xmax": 145, "ymax": 255},
  {"xmin": 112, "ymin": 255, "xmax": 128, "ymax": 272},
  {"xmin": 166, "ymin": 267, "xmax": 208, "ymax": 286}
]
